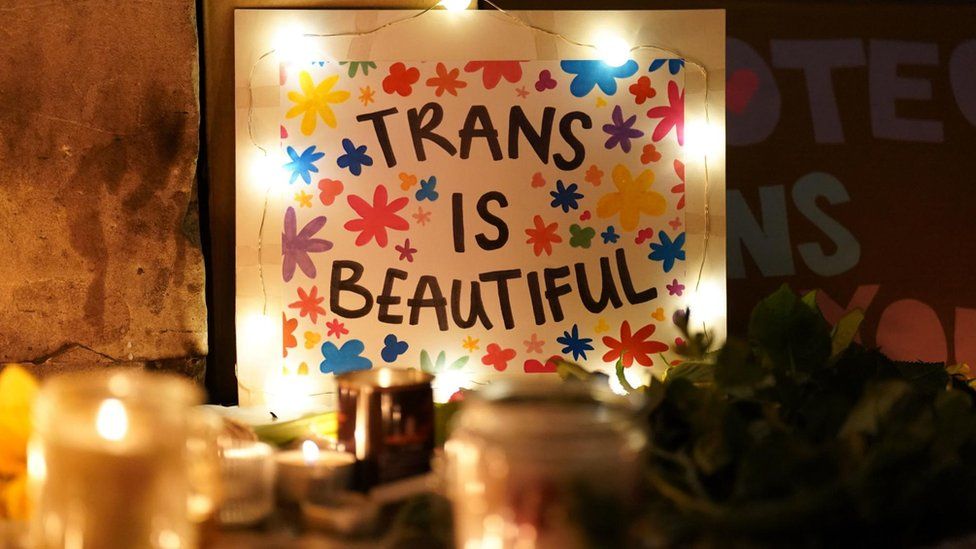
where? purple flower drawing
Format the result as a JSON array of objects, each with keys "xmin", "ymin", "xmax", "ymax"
[
  {"xmin": 603, "ymin": 105, "xmax": 644, "ymax": 153},
  {"xmin": 282, "ymin": 206, "xmax": 333, "ymax": 282}
]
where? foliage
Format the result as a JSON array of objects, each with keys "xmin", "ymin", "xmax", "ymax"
[{"xmin": 595, "ymin": 285, "xmax": 976, "ymax": 547}]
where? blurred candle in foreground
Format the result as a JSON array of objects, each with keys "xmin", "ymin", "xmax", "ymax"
[{"xmin": 29, "ymin": 370, "xmax": 217, "ymax": 549}]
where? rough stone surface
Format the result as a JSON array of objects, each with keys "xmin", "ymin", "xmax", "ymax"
[{"xmin": 0, "ymin": 0, "xmax": 207, "ymax": 370}]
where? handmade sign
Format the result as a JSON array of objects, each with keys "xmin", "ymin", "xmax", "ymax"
[
  {"xmin": 278, "ymin": 58, "xmax": 687, "ymax": 386},
  {"xmin": 234, "ymin": 10, "xmax": 725, "ymax": 407}
]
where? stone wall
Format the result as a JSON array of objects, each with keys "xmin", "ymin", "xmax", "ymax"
[{"xmin": 0, "ymin": 0, "xmax": 207, "ymax": 380}]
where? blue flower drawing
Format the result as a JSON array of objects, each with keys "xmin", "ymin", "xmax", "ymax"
[
  {"xmin": 549, "ymin": 180, "xmax": 583, "ymax": 212},
  {"xmin": 559, "ymin": 60, "xmax": 639, "ymax": 97},
  {"xmin": 415, "ymin": 176, "xmax": 439, "ymax": 202},
  {"xmin": 648, "ymin": 231, "xmax": 686, "ymax": 273},
  {"xmin": 649, "ymin": 58, "xmax": 685, "ymax": 75},
  {"xmin": 380, "ymin": 334, "xmax": 409, "ymax": 363},
  {"xmin": 336, "ymin": 138, "xmax": 373, "ymax": 176},
  {"xmin": 601, "ymin": 226, "xmax": 620, "ymax": 244},
  {"xmin": 320, "ymin": 339, "xmax": 372, "ymax": 375},
  {"xmin": 284, "ymin": 145, "xmax": 325, "ymax": 184},
  {"xmin": 557, "ymin": 324, "xmax": 594, "ymax": 361}
]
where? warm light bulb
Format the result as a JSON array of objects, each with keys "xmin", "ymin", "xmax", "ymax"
[
  {"xmin": 95, "ymin": 398, "xmax": 128, "ymax": 441},
  {"xmin": 272, "ymin": 26, "xmax": 310, "ymax": 65},
  {"xmin": 301, "ymin": 439, "xmax": 320, "ymax": 464},
  {"xmin": 249, "ymin": 152, "xmax": 284, "ymax": 192},
  {"xmin": 432, "ymin": 369, "xmax": 470, "ymax": 403},
  {"xmin": 594, "ymin": 33, "xmax": 631, "ymax": 67},
  {"xmin": 437, "ymin": 0, "xmax": 472, "ymax": 10},
  {"xmin": 684, "ymin": 119, "xmax": 725, "ymax": 160},
  {"xmin": 608, "ymin": 365, "xmax": 648, "ymax": 395},
  {"xmin": 686, "ymin": 281, "xmax": 726, "ymax": 332}
]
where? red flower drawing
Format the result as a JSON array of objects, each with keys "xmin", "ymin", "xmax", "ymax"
[
  {"xmin": 326, "ymin": 318, "xmax": 348, "ymax": 339},
  {"xmin": 344, "ymin": 185, "xmax": 409, "ymax": 248},
  {"xmin": 602, "ymin": 321, "xmax": 668, "ymax": 367},
  {"xmin": 646, "ymin": 80, "xmax": 685, "ymax": 146},
  {"xmin": 672, "ymin": 159, "xmax": 685, "ymax": 210},
  {"xmin": 464, "ymin": 61, "xmax": 523, "ymax": 89},
  {"xmin": 629, "ymin": 76, "xmax": 656, "ymax": 105},
  {"xmin": 524, "ymin": 215, "xmax": 562, "ymax": 257},
  {"xmin": 288, "ymin": 286, "xmax": 326, "ymax": 324},
  {"xmin": 426, "ymin": 62, "xmax": 467, "ymax": 97},
  {"xmin": 282, "ymin": 314, "xmax": 298, "ymax": 357},
  {"xmin": 382, "ymin": 62, "xmax": 420, "ymax": 96},
  {"xmin": 481, "ymin": 343, "xmax": 517, "ymax": 372}
]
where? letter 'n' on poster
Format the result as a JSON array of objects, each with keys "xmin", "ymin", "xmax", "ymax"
[{"xmin": 234, "ymin": 9, "xmax": 725, "ymax": 407}]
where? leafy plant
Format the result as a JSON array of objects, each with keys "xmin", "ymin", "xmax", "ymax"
[{"xmin": 563, "ymin": 285, "xmax": 976, "ymax": 547}]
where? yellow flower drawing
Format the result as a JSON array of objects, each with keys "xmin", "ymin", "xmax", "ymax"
[
  {"xmin": 0, "ymin": 364, "xmax": 38, "ymax": 520},
  {"xmin": 596, "ymin": 164, "xmax": 666, "ymax": 231},
  {"xmin": 286, "ymin": 71, "xmax": 350, "ymax": 135}
]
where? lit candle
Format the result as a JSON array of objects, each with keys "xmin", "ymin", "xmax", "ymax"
[
  {"xmin": 217, "ymin": 440, "xmax": 275, "ymax": 526},
  {"xmin": 274, "ymin": 440, "xmax": 355, "ymax": 503},
  {"xmin": 29, "ymin": 371, "xmax": 214, "ymax": 549}
]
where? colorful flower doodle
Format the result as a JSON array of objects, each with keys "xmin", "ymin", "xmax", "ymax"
[
  {"xmin": 339, "ymin": 61, "xmax": 377, "ymax": 78},
  {"xmin": 647, "ymin": 80, "xmax": 685, "ymax": 146},
  {"xmin": 649, "ymin": 58, "xmax": 685, "ymax": 75},
  {"xmin": 569, "ymin": 224, "xmax": 596, "ymax": 249},
  {"xmin": 557, "ymin": 324, "xmax": 594, "ymax": 361},
  {"xmin": 672, "ymin": 159, "xmax": 686, "ymax": 210},
  {"xmin": 628, "ymin": 76, "xmax": 656, "ymax": 104},
  {"xmin": 281, "ymin": 207, "xmax": 333, "ymax": 282},
  {"xmin": 603, "ymin": 105, "xmax": 644, "ymax": 153},
  {"xmin": 326, "ymin": 318, "xmax": 349, "ymax": 339},
  {"xmin": 648, "ymin": 231, "xmax": 686, "ymax": 273},
  {"xmin": 596, "ymin": 165, "xmax": 667, "ymax": 231},
  {"xmin": 523, "ymin": 333, "xmax": 544, "ymax": 354},
  {"xmin": 380, "ymin": 334, "xmax": 409, "ymax": 363},
  {"xmin": 320, "ymin": 339, "xmax": 372, "ymax": 375},
  {"xmin": 344, "ymin": 185, "xmax": 409, "ymax": 247},
  {"xmin": 283, "ymin": 314, "xmax": 298, "ymax": 357},
  {"xmin": 584, "ymin": 164, "xmax": 604, "ymax": 186},
  {"xmin": 285, "ymin": 71, "xmax": 350, "ymax": 135},
  {"xmin": 464, "ymin": 61, "xmax": 523, "ymax": 89},
  {"xmin": 288, "ymin": 286, "xmax": 326, "ymax": 324},
  {"xmin": 382, "ymin": 62, "xmax": 420, "ymax": 96},
  {"xmin": 426, "ymin": 63, "xmax": 467, "ymax": 97},
  {"xmin": 549, "ymin": 180, "xmax": 583, "ymax": 212},
  {"xmin": 641, "ymin": 143, "xmax": 662, "ymax": 164},
  {"xmin": 481, "ymin": 343, "xmax": 517, "ymax": 372},
  {"xmin": 535, "ymin": 70, "xmax": 557, "ymax": 91},
  {"xmin": 317, "ymin": 178, "xmax": 343, "ymax": 206},
  {"xmin": 601, "ymin": 226, "xmax": 620, "ymax": 244},
  {"xmin": 415, "ymin": 176, "xmax": 439, "ymax": 202},
  {"xmin": 525, "ymin": 215, "xmax": 562, "ymax": 257},
  {"xmin": 667, "ymin": 278, "xmax": 685, "ymax": 296},
  {"xmin": 395, "ymin": 239, "xmax": 417, "ymax": 262},
  {"xmin": 284, "ymin": 145, "xmax": 325, "ymax": 184},
  {"xmin": 602, "ymin": 321, "xmax": 668, "ymax": 367},
  {"xmin": 336, "ymin": 138, "xmax": 373, "ymax": 176},
  {"xmin": 559, "ymin": 59, "xmax": 639, "ymax": 97}
]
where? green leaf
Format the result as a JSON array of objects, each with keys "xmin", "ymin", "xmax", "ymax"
[
  {"xmin": 666, "ymin": 361, "xmax": 715, "ymax": 384},
  {"xmin": 555, "ymin": 358, "xmax": 594, "ymax": 381},
  {"xmin": 420, "ymin": 350, "xmax": 434, "ymax": 374},
  {"xmin": 615, "ymin": 360, "xmax": 635, "ymax": 393},
  {"xmin": 801, "ymin": 290, "xmax": 819, "ymax": 312},
  {"xmin": 831, "ymin": 309, "xmax": 864, "ymax": 358},
  {"xmin": 714, "ymin": 339, "xmax": 766, "ymax": 396},
  {"xmin": 450, "ymin": 355, "xmax": 470, "ymax": 370},
  {"xmin": 435, "ymin": 351, "xmax": 447, "ymax": 372}
]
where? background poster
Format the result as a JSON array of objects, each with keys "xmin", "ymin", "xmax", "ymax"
[
  {"xmin": 277, "ymin": 58, "xmax": 688, "ymax": 396},
  {"xmin": 721, "ymin": 3, "xmax": 976, "ymax": 366}
]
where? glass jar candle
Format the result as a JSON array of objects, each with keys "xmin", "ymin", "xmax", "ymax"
[
  {"xmin": 444, "ymin": 381, "xmax": 646, "ymax": 549},
  {"xmin": 28, "ymin": 370, "xmax": 218, "ymax": 549}
]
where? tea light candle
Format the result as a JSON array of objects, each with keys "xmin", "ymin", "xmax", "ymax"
[
  {"xmin": 275, "ymin": 440, "xmax": 355, "ymax": 503},
  {"xmin": 217, "ymin": 440, "xmax": 275, "ymax": 526}
]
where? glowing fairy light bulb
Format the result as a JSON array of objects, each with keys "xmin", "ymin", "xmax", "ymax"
[
  {"xmin": 95, "ymin": 398, "xmax": 128, "ymax": 442},
  {"xmin": 686, "ymin": 281, "xmax": 726, "ymax": 332},
  {"xmin": 594, "ymin": 33, "xmax": 631, "ymax": 67},
  {"xmin": 272, "ymin": 26, "xmax": 311, "ymax": 64},
  {"xmin": 301, "ymin": 439, "xmax": 320, "ymax": 465},
  {"xmin": 685, "ymin": 119, "xmax": 725, "ymax": 160},
  {"xmin": 437, "ymin": 0, "xmax": 472, "ymax": 10}
]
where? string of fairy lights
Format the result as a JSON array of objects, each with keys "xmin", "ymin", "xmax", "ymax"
[{"xmin": 239, "ymin": 1, "xmax": 723, "ymax": 404}]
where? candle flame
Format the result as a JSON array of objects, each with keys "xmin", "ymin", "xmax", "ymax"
[
  {"xmin": 95, "ymin": 398, "xmax": 128, "ymax": 441},
  {"xmin": 301, "ymin": 439, "xmax": 320, "ymax": 464}
]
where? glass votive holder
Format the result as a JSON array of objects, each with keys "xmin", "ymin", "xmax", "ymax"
[
  {"xmin": 275, "ymin": 439, "xmax": 356, "ymax": 504},
  {"xmin": 217, "ymin": 439, "xmax": 275, "ymax": 526}
]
